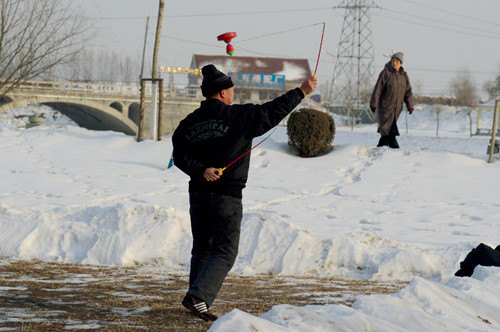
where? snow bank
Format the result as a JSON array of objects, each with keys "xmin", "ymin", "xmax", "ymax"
[
  {"xmin": 209, "ymin": 267, "xmax": 500, "ymax": 332},
  {"xmin": 0, "ymin": 203, "xmax": 475, "ymax": 282},
  {"xmin": 0, "ymin": 204, "xmax": 192, "ymax": 266}
]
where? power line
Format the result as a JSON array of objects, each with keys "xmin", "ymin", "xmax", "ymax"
[
  {"xmin": 399, "ymin": 0, "xmax": 500, "ymax": 28},
  {"xmin": 375, "ymin": 13, "xmax": 500, "ymax": 41},
  {"xmin": 86, "ymin": 7, "xmax": 332, "ymax": 21},
  {"xmin": 403, "ymin": 67, "xmax": 494, "ymax": 76},
  {"xmin": 383, "ymin": 8, "xmax": 500, "ymax": 38},
  {"xmin": 162, "ymin": 35, "xmax": 218, "ymax": 49},
  {"xmin": 164, "ymin": 7, "xmax": 332, "ymax": 18},
  {"xmin": 235, "ymin": 23, "xmax": 324, "ymax": 44},
  {"xmin": 162, "ymin": 35, "xmax": 287, "ymax": 58},
  {"xmin": 88, "ymin": 16, "xmax": 154, "ymax": 21}
]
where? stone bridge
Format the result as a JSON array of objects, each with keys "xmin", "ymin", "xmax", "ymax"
[{"xmin": 0, "ymin": 80, "xmax": 202, "ymax": 137}]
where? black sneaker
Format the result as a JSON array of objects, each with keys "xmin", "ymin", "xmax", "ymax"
[{"xmin": 182, "ymin": 294, "xmax": 218, "ymax": 321}]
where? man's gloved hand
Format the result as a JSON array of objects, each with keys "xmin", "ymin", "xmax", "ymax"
[
  {"xmin": 370, "ymin": 106, "xmax": 376, "ymax": 113},
  {"xmin": 408, "ymin": 109, "xmax": 413, "ymax": 115}
]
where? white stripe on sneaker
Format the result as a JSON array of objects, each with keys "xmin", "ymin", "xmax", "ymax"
[{"xmin": 194, "ymin": 302, "xmax": 208, "ymax": 313}]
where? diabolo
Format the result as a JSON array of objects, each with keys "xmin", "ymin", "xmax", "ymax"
[{"xmin": 217, "ymin": 32, "xmax": 237, "ymax": 56}]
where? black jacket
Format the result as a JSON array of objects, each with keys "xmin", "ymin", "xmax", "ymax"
[
  {"xmin": 172, "ymin": 88, "xmax": 304, "ymax": 198},
  {"xmin": 455, "ymin": 243, "xmax": 500, "ymax": 277}
]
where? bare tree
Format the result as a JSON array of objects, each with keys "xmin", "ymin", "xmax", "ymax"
[
  {"xmin": 0, "ymin": 0, "xmax": 89, "ymax": 96},
  {"xmin": 121, "ymin": 55, "xmax": 138, "ymax": 83},
  {"xmin": 62, "ymin": 49, "xmax": 141, "ymax": 83},
  {"xmin": 482, "ymin": 72, "xmax": 500, "ymax": 101},
  {"xmin": 449, "ymin": 69, "xmax": 478, "ymax": 106},
  {"xmin": 96, "ymin": 50, "xmax": 121, "ymax": 82},
  {"xmin": 67, "ymin": 49, "xmax": 96, "ymax": 82},
  {"xmin": 482, "ymin": 78, "xmax": 495, "ymax": 101}
]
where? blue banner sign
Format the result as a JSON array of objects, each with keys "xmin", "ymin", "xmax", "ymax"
[{"xmin": 228, "ymin": 72, "xmax": 285, "ymax": 89}]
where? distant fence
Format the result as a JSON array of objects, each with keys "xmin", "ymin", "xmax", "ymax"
[{"xmin": 7, "ymin": 79, "xmax": 202, "ymax": 100}]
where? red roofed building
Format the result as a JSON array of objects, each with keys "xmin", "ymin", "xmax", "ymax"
[{"xmin": 189, "ymin": 54, "xmax": 311, "ymax": 103}]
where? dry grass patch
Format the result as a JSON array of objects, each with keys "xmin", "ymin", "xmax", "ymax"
[{"xmin": 0, "ymin": 259, "xmax": 406, "ymax": 331}]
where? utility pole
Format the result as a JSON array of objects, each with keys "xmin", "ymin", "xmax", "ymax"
[
  {"xmin": 331, "ymin": 0, "xmax": 378, "ymax": 124},
  {"xmin": 137, "ymin": 17, "xmax": 150, "ymax": 142},
  {"xmin": 150, "ymin": 0, "xmax": 164, "ymax": 141},
  {"xmin": 140, "ymin": 17, "xmax": 150, "ymax": 81}
]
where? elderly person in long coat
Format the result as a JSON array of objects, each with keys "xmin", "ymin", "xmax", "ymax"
[{"xmin": 370, "ymin": 52, "xmax": 414, "ymax": 148}]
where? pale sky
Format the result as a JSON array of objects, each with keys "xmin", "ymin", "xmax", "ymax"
[{"xmin": 76, "ymin": 0, "xmax": 500, "ymax": 100}]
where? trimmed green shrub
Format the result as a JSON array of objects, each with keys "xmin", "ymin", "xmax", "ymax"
[{"xmin": 287, "ymin": 108, "xmax": 335, "ymax": 157}]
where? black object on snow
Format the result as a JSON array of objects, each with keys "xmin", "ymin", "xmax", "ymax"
[{"xmin": 455, "ymin": 243, "xmax": 500, "ymax": 277}]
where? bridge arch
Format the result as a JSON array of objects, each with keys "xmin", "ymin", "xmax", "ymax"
[
  {"xmin": 110, "ymin": 101, "xmax": 123, "ymax": 112},
  {"xmin": 0, "ymin": 96, "xmax": 138, "ymax": 135},
  {"xmin": 128, "ymin": 103, "xmax": 141, "ymax": 126},
  {"xmin": 0, "ymin": 96, "xmax": 13, "ymax": 105}
]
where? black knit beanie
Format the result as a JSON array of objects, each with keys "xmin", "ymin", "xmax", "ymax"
[
  {"xmin": 200, "ymin": 64, "xmax": 234, "ymax": 97},
  {"xmin": 391, "ymin": 52, "xmax": 404, "ymax": 64}
]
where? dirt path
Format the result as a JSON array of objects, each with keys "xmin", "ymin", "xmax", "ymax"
[{"xmin": 0, "ymin": 259, "xmax": 406, "ymax": 331}]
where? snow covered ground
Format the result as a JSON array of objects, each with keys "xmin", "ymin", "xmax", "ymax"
[{"xmin": 1, "ymin": 103, "xmax": 500, "ymax": 331}]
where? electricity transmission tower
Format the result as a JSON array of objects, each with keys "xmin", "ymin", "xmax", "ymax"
[{"xmin": 331, "ymin": 0, "xmax": 378, "ymax": 122}]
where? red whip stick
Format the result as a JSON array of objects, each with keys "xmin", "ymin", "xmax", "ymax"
[
  {"xmin": 216, "ymin": 138, "xmax": 265, "ymax": 175},
  {"xmin": 313, "ymin": 22, "xmax": 325, "ymax": 77},
  {"xmin": 210, "ymin": 128, "xmax": 277, "ymax": 179}
]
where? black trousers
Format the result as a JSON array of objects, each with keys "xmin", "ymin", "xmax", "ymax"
[
  {"xmin": 455, "ymin": 243, "xmax": 500, "ymax": 277},
  {"xmin": 187, "ymin": 192, "xmax": 243, "ymax": 306},
  {"xmin": 378, "ymin": 122, "xmax": 400, "ymax": 149}
]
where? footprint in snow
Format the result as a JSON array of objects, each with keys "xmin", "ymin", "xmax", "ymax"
[{"xmin": 254, "ymin": 160, "xmax": 269, "ymax": 168}]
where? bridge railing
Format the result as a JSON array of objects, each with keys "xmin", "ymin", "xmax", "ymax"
[{"xmin": 11, "ymin": 79, "xmax": 203, "ymax": 99}]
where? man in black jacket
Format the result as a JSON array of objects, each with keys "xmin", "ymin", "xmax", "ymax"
[
  {"xmin": 173, "ymin": 64, "xmax": 316, "ymax": 320},
  {"xmin": 455, "ymin": 243, "xmax": 500, "ymax": 277}
]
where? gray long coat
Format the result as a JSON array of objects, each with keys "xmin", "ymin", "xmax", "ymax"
[{"xmin": 370, "ymin": 62, "xmax": 414, "ymax": 136}]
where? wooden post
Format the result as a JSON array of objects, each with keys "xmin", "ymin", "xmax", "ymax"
[
  {"xmin": 140, "ymin": 17, "xmax": 150, "ymax": 80},
  {"xmin": 498, "ymin": 103, "xmax": 500, "ymax": 134},
  {"xmin": 150, "ymin": 0, "xmax": 164, "ymax": 141},
  {"xmin": 157, "ymin": 78, "xmax": 163, "ymax": 141},
  {"xmin": 151, "ymin": 0, "xmax": 164, "ymax": 81},
  {"xmin": 488, "ymin": 99, "xmax": 499, "ymax": 163},
  {"xmin": 137, "ymin": 79, "xmax": 146, "ymax": 142},
  {"xmin": 477, "ymin": 109, "xmax": 482, "ymax": 134}
]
